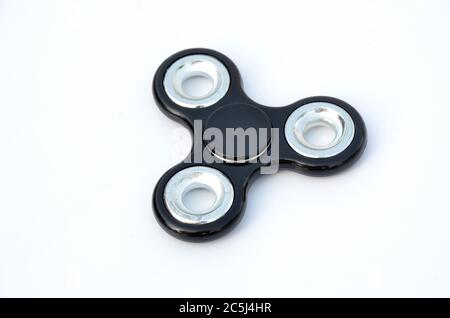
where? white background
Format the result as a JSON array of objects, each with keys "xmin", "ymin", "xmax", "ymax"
[{"xmin": 1, "ymin": 0, "xmax": 450, "ymax": 297}]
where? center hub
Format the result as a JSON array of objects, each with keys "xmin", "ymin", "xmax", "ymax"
[{"xmin": 204, "ymin": 103, "xmax": 272, "ymax": 162}]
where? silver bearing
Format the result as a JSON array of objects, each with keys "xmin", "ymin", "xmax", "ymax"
[
  {"xmin": 284, "ymin": 102, "xmax": 355, "ymax": 158},
  {"xmin": 163, "ymin": 166, "xmax": 234, "ymax": 224},
  {"xmin": 163, "ymin": 54, "xmax": 230, "ymax": 108}
]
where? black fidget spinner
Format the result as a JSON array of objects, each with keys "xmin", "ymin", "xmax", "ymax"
[{"xmin": 152, "ymin": 48, "xmax": 367, "ymax": 242}]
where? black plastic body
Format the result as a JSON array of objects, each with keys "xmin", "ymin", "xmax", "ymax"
[{"xmin": 152, "ymin": 48, "xmax": 367, "ymax": 242}]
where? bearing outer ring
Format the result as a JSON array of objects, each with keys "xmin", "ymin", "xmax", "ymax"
[
  {"xmin": 163, "ymin": 166, "xmax": 234, "ymax": 225},
  {"xmin": 163, "ymin": 54, "xmax": 230, "ymax": 108},
  {"xmin": 284, "ymin": 102, "xmax": 355, "ymax": 158}
]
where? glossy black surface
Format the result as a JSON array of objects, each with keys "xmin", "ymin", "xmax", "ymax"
[{"xmin": 152, "ymin": 48, "xmax": 367, "ymax": 242}]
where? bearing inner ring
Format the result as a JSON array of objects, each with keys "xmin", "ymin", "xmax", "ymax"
[
  {"xmin": 163, "ymin": 54, "xmax": 230, "ymax": 108},
  {"xmin": 163, "ymin": 166, "xmax": 234, "ymax": 224},
  {"xmin": 284, "ymin": 102, "xmax": 355, "ymax": 158}
]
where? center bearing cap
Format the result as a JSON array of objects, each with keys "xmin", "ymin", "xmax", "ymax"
[{"xmin": 204, "ymin": 103, "xmax": 272, "ymax": 162}]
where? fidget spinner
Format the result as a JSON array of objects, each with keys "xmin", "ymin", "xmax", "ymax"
[{"xmin": 152, "ymin": 48, "xmax": 367, "ymax": 242}]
